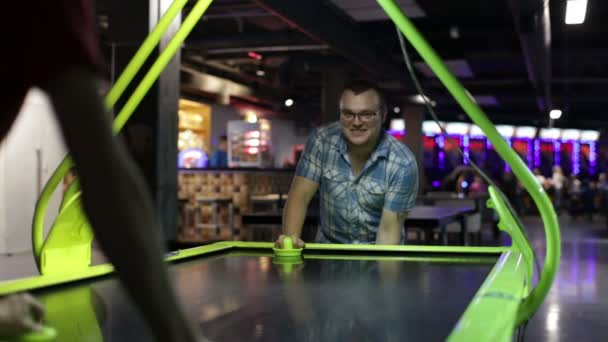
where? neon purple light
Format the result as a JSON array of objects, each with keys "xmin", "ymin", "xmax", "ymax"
[
  {"xmin": 526, "ymin": 138, "xmax": 533, "ymax": 169},
  {"xmin": 573, "ymin": 141, "xmax": 580, "ymax": 175},
  {"xmin": 432, "ymin": 180, "xmax": 440, "ymax": 188},
  {"xmin": 463, "ymin": 135, "xmax": 470, "ymax": 165},
  {"xmin": 436, "ymin": 136, "xmax": 445, "ymax": 170},
  {"xmin": 534, "ymin": 139, "xmax": 541, "ymax": 168},
  {"xmin": 505, "ymin": 139, "xmax": 512, "ymax": 172},
  {"xmin": 554, "ymin": 141, "xmax": 561, "ymax": 166},
  {"xmin": 436, "ymin": 135, "xmax": 445, "ymax": 148},
  {"xmin": 590, "ymin": 142, "xmax": 596, "ymax": 175},
  {"xmin": 480, "ymin": 138, "xmax": 488, "ymax": 162},
  {"xmin": 387, "ymin": 129, "xmax": 406, "ymax": 136}
]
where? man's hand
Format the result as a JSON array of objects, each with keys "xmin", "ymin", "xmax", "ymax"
[
  {"xmin": 0, "ymin": 293, "xmax": 45, "ymax": 336},
  {"xmin": 275, "ymin": 234, "xmax": 305, "ymax": 248}
]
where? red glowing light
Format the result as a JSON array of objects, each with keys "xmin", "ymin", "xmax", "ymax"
[
  {"xmin": 470, "ymin": 140, "xmax": 485, "ymax": 150},
  {"xmin": 512, "ymin": 140, "xmax": 528, "ymax": 152},
  {"xmin": 540, "ymin": 142, "xmax": 554, "ymax": 153},
  {"xmin": 581, "ymin": 144, "xmax": 590, "ymax": 157},
  {"xmin": 247, "ymin": 51, "xmax": 262, "ymax": 60}
]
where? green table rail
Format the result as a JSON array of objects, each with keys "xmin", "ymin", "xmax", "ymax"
[
  {"xmin": 376, "ymin": 0, "xmax": 560, "ymax": 327},
  {"xmin": 0, "ymin": 241, "xmax": 522, "ymax": 341}
]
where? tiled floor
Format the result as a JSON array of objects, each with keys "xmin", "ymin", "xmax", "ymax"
[
  {"xmin": 0, "ymin": 249, "xmax": 107, "ymax": 282},
  {"xmin": 520, "ymin": 214, "xmax": 608, "ymax": 342},
  {"xmin": 1, "ymin": 214, "xmax": 607, "ymax": 341}
]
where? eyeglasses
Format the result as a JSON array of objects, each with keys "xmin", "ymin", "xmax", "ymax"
[{"xmin": 340, "ymin": 110, "xmax": 379, "ymax": 122}]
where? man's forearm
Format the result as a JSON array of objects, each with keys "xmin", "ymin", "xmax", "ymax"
[
  {"xmin": 376, "ymin": 212, "xmax": 407, "ymax": 245},
  {"xmin": 281, "ymin": 195, "xmax": 308, "ymax": 237},
  {"xmin": 376, "ymin": 226, "xmax": 401, "ymax": 245}
]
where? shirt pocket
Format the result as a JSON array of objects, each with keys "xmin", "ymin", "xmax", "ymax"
[
  {"xmin": 358, "ymin": 179, "xmax": 385, "ymax": 212},
  {"xmin": 322, "ymin": 169, "xmax": 349, "ymax": 200}
]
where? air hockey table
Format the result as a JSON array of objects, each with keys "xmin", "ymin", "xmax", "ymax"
[
  {"xmin": 0, "ymin": 0, "xmax": 560, "ymax": 341},
  {"xmin": 2, "ymin": 238, "xmax": 525, "ymax": 342}
]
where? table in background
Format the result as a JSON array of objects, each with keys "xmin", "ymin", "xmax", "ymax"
[{"xmin": 241, "ymin": 205, "xmax": 475, "ymax": 245}]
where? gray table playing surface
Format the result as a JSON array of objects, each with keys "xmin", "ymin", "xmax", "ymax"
[{"xmin": 34, "ymin": 252, "xmax": 494, "ymax": 341}]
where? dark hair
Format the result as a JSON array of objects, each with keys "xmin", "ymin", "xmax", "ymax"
[
  {"xmin": 219, "ymin": 134, "xmax": 227, "ymax": 142},
  {"xmin": 341, "ymin": 79, "xmax": 387, "ymax": 114}
]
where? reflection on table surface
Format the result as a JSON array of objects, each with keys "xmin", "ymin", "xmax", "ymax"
[{"xmin": 36, "ymin": 254, "xmax": 494, "ymax": 341}]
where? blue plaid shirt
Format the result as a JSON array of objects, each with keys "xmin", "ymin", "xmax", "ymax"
[{"xmin": 295, "ymin": 122, "xmax": 418, "ymax": 244}]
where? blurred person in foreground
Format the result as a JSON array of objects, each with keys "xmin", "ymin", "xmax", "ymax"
[{"xmin": 0, "ymin": 1, "xmax": 202, "ymax": 341}]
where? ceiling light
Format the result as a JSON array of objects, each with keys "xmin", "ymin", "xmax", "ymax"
[
  {"xmin": 410, "ymin": 94, "xmax": 436, "ymax": 106},
  {"xmin": 549, "ymin": 109, "xmax": 562, "ymax": 119},
  {"xmin": 245, "ymin": 110, "xmax": 258, "ymax": 123},
  {"xmin": 565, "ymin": 0, "xmax": 588, "ymax": 25},
  {"xmin": 449, "ymin": 26, "xmax": 460, "ymax": 39},
  {"xmin": 284, "ymin": 99, "xmax": 294, "ymax": 107}
]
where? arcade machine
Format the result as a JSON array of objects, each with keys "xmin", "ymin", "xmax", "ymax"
[
  {"xmin": 445, "ymin": 122, "xmax": 471, "ymax": 171},
  {"xmin": 422, "ymin": 120, "xmax": 443, "ymax": 187},
  {"xmin": 491, "ymin": 125, "xmax": 515, "ymax": 174},
  {"xmin": 0, "ymin": 1, "xmax": 561, "ymax": 341},
  {"xmin": 538, "ymin": 128, "xmax": 562, "ymax": 177},
  {"xmin": 580, "ymin": 130, "xmax": 600, "ymax": 176},
  {"xmin": 561, "ymin": 129, "xmax": 581, "ymax": 176},
  {"xmin": 226, "ymin": 119, "xmax": 272, "ymax": 168},
  {"xmin": 177, "ymin": 100, "xmax": 211, "ymax": 168},
  {"xmin": 468, "ymin": 124, "xmax": 487, "ymax": 167},
  {"xmin": 513, "ymin": 126, "xmax": 537, "ymax": 170},
  {"xmin": 387, "ymin": 118, "xmax": 406, "ymax": 141},
  {"xmin": 580, "ymin": 142, "xmax": 590, "ymax": 176}
]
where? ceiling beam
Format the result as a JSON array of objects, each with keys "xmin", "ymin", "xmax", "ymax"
[
  {"xmin": 185, "ymin": 30, "xmax": 315, "ymax": 49},
  {"xmin": 508, "ymin": 0, "xmax": 552, "ymax": 113},
  {"xmin": 252, "ymin": 0, "xmax": 405, "ymax": 81}
]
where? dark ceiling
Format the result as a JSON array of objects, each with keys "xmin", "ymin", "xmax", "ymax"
[{"xmin": 98, "ymin": 0, "xmax": 608, "ymax": 130}]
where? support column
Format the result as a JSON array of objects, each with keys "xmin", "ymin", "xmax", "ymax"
[
  {"xmin": 108, "ymin": 0, "xmax": 181, "ymax": 243},
  {"xmin": 155, "ymin": 0, "xmax": 181, "ymax": 243},
  {"xmin": 321, "ymin": 67, "xmax": 348, "ymax": 124},
  {"xmin": 402, "ymin": 106, "xmax": 424, "ymax": 194}
]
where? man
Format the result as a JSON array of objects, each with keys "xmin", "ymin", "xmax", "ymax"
[
  {"xmin": 277, "ymin": 80, "xmax": 418, "ymax": 247},
  {"xmin": 0, "ymin": 1, "xmax": 200, "ymax": 341},
  {"xmin": 209, "ymin": 135, "xmax": 228, "ymax": 168}
]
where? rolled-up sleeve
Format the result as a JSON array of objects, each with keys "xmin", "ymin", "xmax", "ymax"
[
  {"xmin": 384, "ymin": 160, "xmax": 419, "ymax": 213},
  {"xmin": 295, "ymin": 129, "xmax": 323, "ymax": 183}
]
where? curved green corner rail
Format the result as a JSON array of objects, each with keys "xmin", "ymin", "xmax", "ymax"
[
  {"xmin": 376, "ymin": 0, "xmax": 560, "ymax": 326},
  {"xmin": 31, "ymin": 0, "xmax": 212, "ymax": 261}
]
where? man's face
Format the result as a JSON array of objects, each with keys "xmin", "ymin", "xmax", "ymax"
[{"xmin": 339, "ymin": 89, "xmax": 386, "ymax": 147}]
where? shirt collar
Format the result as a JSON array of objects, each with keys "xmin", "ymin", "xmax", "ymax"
[
  {"xmin": 337, "ymin": 131, "xmax": 389, "ymax": 161},
  {"xmin": 370, "ymin": 132, "xmax": 390, "ymax": 161}
]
